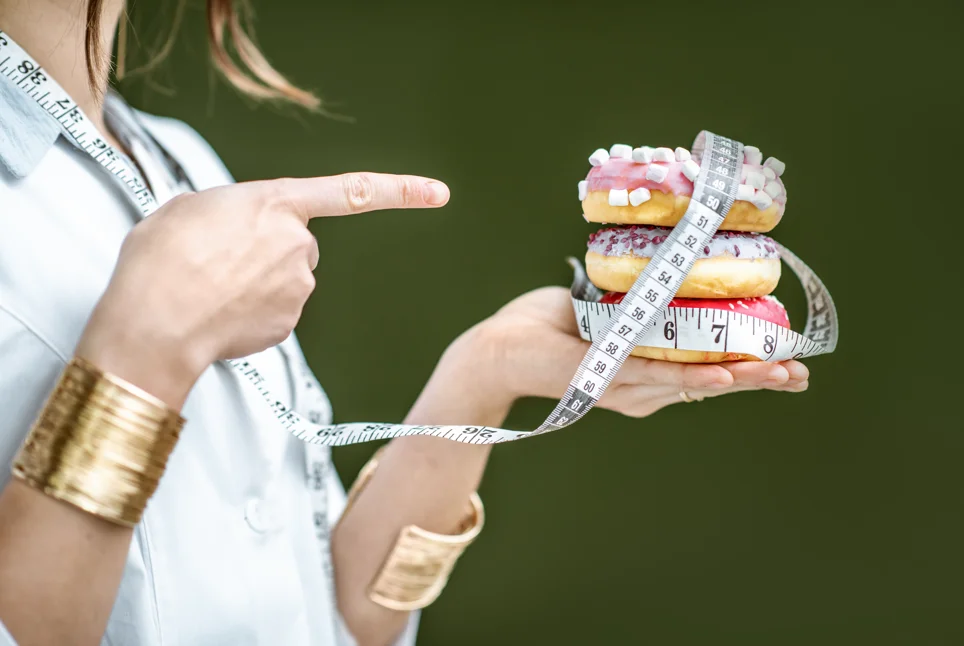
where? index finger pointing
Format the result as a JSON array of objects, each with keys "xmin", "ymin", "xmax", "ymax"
[{"xmin": 275, "ymin": 172, "xmax": 450, "ymax": 219}]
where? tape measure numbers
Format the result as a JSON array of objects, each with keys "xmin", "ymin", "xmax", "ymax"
[{"xmin": 569, "ymin": 243, "xmax": 838, "ymax": 363}]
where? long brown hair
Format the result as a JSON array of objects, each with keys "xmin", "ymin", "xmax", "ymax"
[{"xmin": 85, "ymin": 0, "xmax": 320, "ymax": 109}]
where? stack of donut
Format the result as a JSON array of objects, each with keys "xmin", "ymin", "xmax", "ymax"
[{"xmin": 577, "ymin": 143, "xmax": 790, "ymax": 363}]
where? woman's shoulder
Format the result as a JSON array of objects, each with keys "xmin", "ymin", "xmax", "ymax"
[{"xmin": 132, "ymin": 110, "xmax": 236, "ymax": 191}]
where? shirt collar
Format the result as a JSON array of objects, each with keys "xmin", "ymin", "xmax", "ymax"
[{"xmin": 0, "ymin": 72, "xmax": 61, "ymax": 178}]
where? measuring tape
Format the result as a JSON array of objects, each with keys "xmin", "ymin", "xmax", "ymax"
[
  {"xmin": 569, "ymin": 242, "xmax": 837, "ymax": 362},
  {"xmin": 1, "ymin": 32, "xmax": 837, "ymax": 638},
  {"xmin": 232, "ymin": 130, "xmax": 749, "ymax": 444},
  {"xmin": 0, "ymin": 32, "xmax": 837, "ymax": 450}
]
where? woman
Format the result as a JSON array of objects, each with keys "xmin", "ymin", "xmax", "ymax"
[{"xmin": 0, "ymin": 1, "xmax": 810, "ymax": 644}]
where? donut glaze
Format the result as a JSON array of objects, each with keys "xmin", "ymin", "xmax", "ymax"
[
  {"xmin": 599, "ymin": 292, "xmax": 791, "ymax": 328},
  {"xmin": 586, "ymin": 226, "xmax": 783, "ymax": 298},
  {"xmin": 587, "ymin": 225, "xmax": 780, "ymax": 260},
  {"xmin": 594, "ymin": 293, "xmax": 791, "ymax": 362},
  {"xmin": 587, "ymin": 253, "xmax": 781, "ymax": 298},
  {"xmin": 584, "ymin": 158, "xmax": 787, "ymax": 217}
]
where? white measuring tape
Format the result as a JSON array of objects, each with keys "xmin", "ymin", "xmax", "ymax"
[
  {"xmin": 0, "ymin": 31, "xmax": 838, "ymax": 450},
  {"xmin": 569, "ymin": 242, "xmax": 837, "ymax": 362},
  {"xmin": 1, "ymin": 32, "xmax": 837, "ymax": 635}
]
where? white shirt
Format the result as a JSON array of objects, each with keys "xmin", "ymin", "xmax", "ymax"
[{"xmin": 0, "ymin": 72, "xmax": 418, "ymax": 645}]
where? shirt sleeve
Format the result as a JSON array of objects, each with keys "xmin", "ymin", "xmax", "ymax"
[
  {"xmin": 0, "ymin": 306, "xmax": 65, "ymax": 490},
  {"xmin": 0, "ymin": 618, "xmax": 17, "ymax": 646}
]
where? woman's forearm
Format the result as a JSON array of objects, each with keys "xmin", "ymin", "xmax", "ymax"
[
  {"xmin": 331, "ymin": 324, "xmax": 512, "ymax": 646},
  {"xmin": 0, "ymin": 482, "xmax": 134, "ymax": 645},
  {"xmin": 0, "ymin": 328, "xmax": 197, "ymax": 646}
]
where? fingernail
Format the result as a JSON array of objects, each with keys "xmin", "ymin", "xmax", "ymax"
[
  {"xmin": 767, "ymin": 367, "xmax": 787, "ymax": 381},
  {"xmin": 423, "ymin": 181, "xmax": 449, "ymax": 206}
]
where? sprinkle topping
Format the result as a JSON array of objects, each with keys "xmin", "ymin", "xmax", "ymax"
[
  {"xmin": 587, "ymin": 225, "xmax": 780, "ymax": 260},
  {"xmin": 582, "ymin": 143, "xmax": 788, "ymax": 216}
]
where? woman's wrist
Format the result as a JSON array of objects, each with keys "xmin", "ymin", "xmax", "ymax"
[
  {"xmin": 376, "ymin": 321, "xmax": 511, "ymax": 533},
  {"xmin": 76, "ymin": 301, "xmax": 209, "ymax": 411},
  {"xmin": 12, "ymin": 356, "xmax": 185, "ymax": 527},
  {"xmin": 403, "ymin": 321, "xmax": 517, "ymax": 429},
  {"xmin": 343, "ymin": 447, "xmax": 485, "ymax": 612},
  {"xmin": 332, "ymin": 317, "xmax": 516, "ymax": 641}
]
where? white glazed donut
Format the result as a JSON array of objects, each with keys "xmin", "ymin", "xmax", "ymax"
[{"xmin": 586, "ymin": 226, "xmax": 781, "ymax": 298}]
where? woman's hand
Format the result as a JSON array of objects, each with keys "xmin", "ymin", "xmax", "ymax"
[
  {"xmin": 77, "ymin": 173, "xmax": 450, "ymax": 408},
  {"xmin": 475, "ymin": 286, "xmax": 809, "ymax": 418},
  {"xmin": 4, "ymin": 173, "xmax": 447, "ymax": 646},
  {"xmin": 334, "ymin": 284, "xmax": 809, "ymax": 645}
]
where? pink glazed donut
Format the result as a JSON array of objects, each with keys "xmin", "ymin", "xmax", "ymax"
[{"xmin": 580, "ymin": 143, "xmax": 787, "ymax": 233}]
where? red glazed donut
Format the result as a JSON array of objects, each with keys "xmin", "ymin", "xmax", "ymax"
[{"xmin": 599, "ymin": 292, "xmax": 791, "ymax": 363}]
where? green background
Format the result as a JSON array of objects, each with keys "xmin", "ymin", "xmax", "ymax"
[{"xmin": 121, "ymin": 1, "xmax": 963, "ymax": 643}]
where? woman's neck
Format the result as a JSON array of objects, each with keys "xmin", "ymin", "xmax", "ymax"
[{"xmin": 0, "ymin": 0, "xmax": 125, "ymax": 133}]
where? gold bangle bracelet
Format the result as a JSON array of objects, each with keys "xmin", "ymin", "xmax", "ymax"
[
  {"xmin": 345, "ymin": 446, "xmax": 484, "ymax": 611},
  {"xmin": 12, "ymin": 356, "xmax": 184, "ymax": 527}
]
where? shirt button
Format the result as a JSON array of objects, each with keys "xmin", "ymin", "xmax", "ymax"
[{"xmin": 244, "ymin": 498, "xmax": 283, "ymax": 534}]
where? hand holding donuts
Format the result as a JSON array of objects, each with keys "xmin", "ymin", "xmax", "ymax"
[{"xmin": 475, "ymin": 286, "xmax": 808, "ymax": 419}]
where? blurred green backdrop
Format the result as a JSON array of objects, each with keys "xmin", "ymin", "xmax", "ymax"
[{"xmin": 120, "ymin": 1, "xmax": 964, "ymax": 643}]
